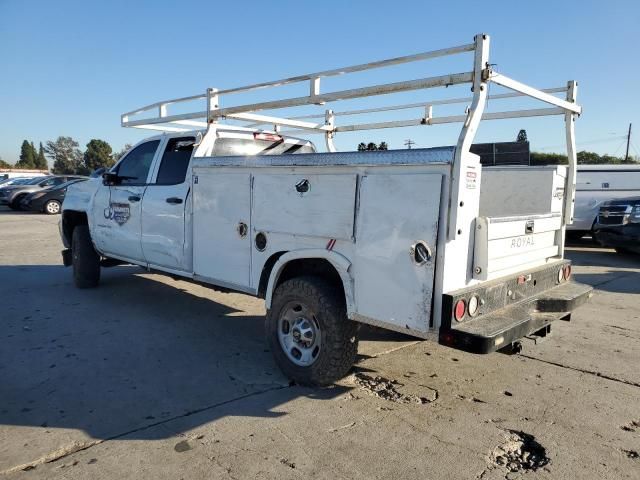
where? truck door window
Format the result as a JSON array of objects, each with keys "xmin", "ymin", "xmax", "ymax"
[
  {"xmin": 116, "ymin": 140, "xmax": 160, "ymax": 185},
  {"xmin": 155, "ymin": 137, "xmax": 195, "ymax": 185}
]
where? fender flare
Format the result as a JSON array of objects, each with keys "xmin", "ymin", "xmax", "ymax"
[{"xmin": 264, "ymin": 249, "xmax": 356, "ymax": 318}]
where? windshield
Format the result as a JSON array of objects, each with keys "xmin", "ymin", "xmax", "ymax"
[
  {"xmin": 25, "ymin": 176, "xmax": 48, "ymax": 185},
  {"xmin": 54, "ymin": 179, "xmax": 87, "ymax": 190},
  {"xmin": 1, "ymin": 177, "xmax": 32, "ymax": 186}
]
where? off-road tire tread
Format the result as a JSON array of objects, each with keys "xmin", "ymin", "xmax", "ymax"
[
  {"xmin": 72, "ymin": 225, "xmax": 100, "ymax": 288},
  {"xmin": 267, "ymin": 276, "xmax": 358, "ymax": 386}
]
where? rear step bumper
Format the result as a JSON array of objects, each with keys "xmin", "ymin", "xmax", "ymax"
[{"xmin": 439, "ymin": 281, "xmax": 592, "ymax": 354}]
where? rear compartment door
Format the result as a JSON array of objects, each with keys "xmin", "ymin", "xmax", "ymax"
[
  {"xmin": 353, "ymin": 173, "xmax": 442, "ymax": 333},
  {"xmin": 474, "ymin": 213, "xmax": 562, "ymax": 281}
]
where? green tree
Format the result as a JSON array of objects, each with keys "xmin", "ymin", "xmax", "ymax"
[
  {"xmin": 378, "ymin": 142, "xmax": 388, "ymax": 151},
  {"xmin": 517, "ymin": 129, "xmax": 528, "ymax": 143},
  {"xmin": 45, "ymin": 136, "xmax": 83, "ymax": 174},
  {"xmin": 15, "ymin": 140, "xmax": 37, "ymax": 168},
  {"xmin": 357, "ymin": 142, "xmax": 367, "ymax": 151},
  {"xmin": 530, "ymin": 150, "xmax": 634, "ymax": 166},
  {"xmin": 34, "ymin": 142, "xmax": 48, "ymax": 170},
  {"xmin": 84, "ymin": 139, "xmax": 114, "ymax": 173},
  {"xmin": 366, "ymin": 142, "xmax": 378, "ymax": 151},
  {"xmin": 0, "ymin": 157, "xmax": 12, "ymax": 168}
]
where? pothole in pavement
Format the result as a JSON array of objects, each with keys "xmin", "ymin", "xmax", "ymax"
[
  {"xmin": 349, "ymin": 372, "xmax": 438, "ymax": 404},
  {"xmin": 488, "ymin": 429, "xmax": 550, "ymax": 474}
]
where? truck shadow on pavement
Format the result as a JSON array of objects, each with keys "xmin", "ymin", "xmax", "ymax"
[{"xmin": 0, "ymin": 265, "xmax": 361, "ymax": 441}]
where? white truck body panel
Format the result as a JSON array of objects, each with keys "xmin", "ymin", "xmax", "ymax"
[
  {"xmin": 193, "ymin": 172, "xmax": 252, "ymax": 290},
  {"xmin": 352, "ymin": 173, "xmax": 442, "ymax": 332}
]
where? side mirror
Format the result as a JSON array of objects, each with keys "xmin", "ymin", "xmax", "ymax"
[
  {"xmin": 92, "ymin": 167, "xmax": 106, "ymax": 178},
  {"xmin": 102, "ymin": 171, "xmax": 119, "ymax": 186}
]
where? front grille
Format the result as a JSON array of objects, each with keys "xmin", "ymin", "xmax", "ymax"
[{"xmin": 598, "ymin": 205, "xmax": 630, "ymax": 226}]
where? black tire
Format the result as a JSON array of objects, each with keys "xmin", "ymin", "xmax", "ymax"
[
  {"xmin": 44, "ymin": 200, "xmax": 61, "ymax": 215},
  {"xmin": 615, "ymin": 247, "xmax": 635, "ymax": 255},
  {"xmin": 72, "ymin": 225, "xmax": 100, "ymax": 288},
  {"xmin": 565, "ymin": 231, "xmax": 584, "ymax": 242},
  {"xmin": 266, "ymin": 276, "xmax": 359, "ymax": 386},
  {"xmin": 8, "ymin": 194, "xmax": 25, "ymax": 210}
]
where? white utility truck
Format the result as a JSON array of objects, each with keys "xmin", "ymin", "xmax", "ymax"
[
  {"xmin": 567, "ymin": 164, "xmax": 640, "ymax": 239},
  {"xmin": 60, "ymin": 34, "xmax": 591, "ymax": 385}
]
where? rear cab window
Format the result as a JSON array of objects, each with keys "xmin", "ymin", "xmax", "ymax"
[
  {"xmin": 213, "ymin": 133, "xmax": 315, "ymax": 157},
  {"xmin": 154, "ymin": 137, "xmax": 195, "ymax": 185}
]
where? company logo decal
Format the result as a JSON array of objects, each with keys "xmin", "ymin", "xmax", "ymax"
[{"xmin": 104, "ymin": 203, "xmax": 131, "ymax": 226}]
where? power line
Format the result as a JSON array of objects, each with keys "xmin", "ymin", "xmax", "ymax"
[{"xmin": 404, "ymin": 139, "xmax": 416, "ymax": 149}]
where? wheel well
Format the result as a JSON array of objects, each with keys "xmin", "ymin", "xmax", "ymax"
[
  {"xmin": 62, "ymin": 210, "xmax": 89, "ymax": 246},
  {"xmin": 266, "ymin": 257, "xmax": 346, "ymax": 306}
]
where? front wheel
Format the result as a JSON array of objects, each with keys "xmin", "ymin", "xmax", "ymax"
[
  {"xmin": 72, "ymin": 225, "xmax": 100, "ymax": 288},
  {"xmin": 9, "ymin": 194, "xmax": 25, "ymax": 210},
  {"xmin": 266, "ymin": 276, "xmax": 359, "ymax": 386},
  {"xmin": 44, "ymin": 200, "xmax": 61, "ymax": 215}
]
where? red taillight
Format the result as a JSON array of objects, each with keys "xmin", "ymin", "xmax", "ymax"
[
  {"xmin": 454, "ymin": 299, "xmax": 466, "ymax": 322},
  {"xmin": 254, "ymin": 132, "xmax": 283, "ymax": 142},
  {"xmin": 563, "ymin": 265, "xmax": 572, "ymax": 280}
]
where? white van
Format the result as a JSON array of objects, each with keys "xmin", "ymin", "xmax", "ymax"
[
  {"xmin": 567, "ymin": 164, "xmax": 640, "ymax": 238},
  {"xmin": 0, "ymin": 169, "xmax": 48, "ymax": 180}
]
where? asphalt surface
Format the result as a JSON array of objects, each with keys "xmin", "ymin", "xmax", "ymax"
[{"xmin": 0, "ymin": 209, "xmax": 639, "ymax": 479}]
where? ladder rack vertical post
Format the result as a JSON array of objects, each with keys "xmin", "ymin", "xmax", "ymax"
[
  {"xmin": 324, "ymin": 109, "xmax": 336, "ymax": 152},
  {"xmin": 207, "ymin": 88, "xmax": 220, "ymax": 125},
  {"xmin": 449, "ymin": 33, "xmax": 490, "ymax": 240},
  {"xmin": 564, "ymin": 80, "xmax": 578, "ymax": 226}
]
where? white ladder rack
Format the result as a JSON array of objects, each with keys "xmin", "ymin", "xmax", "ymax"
[{"xmin": 120, "ymin": 33, "xmax": 582, "ymax": 239}]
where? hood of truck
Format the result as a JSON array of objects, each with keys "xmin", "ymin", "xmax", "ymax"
[{"xmin": 601, "ymin": 196, "xmax": 640, "ymax": 207}]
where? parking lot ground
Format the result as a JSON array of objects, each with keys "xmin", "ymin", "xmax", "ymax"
[{"xmin": 1, "ymin": 209, "xmax": 639, "ymax": 479}]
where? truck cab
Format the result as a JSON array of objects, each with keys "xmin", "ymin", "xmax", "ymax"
[{"xmin": 61, "ymin": 129, "xmax": 315, "ymax": 272}]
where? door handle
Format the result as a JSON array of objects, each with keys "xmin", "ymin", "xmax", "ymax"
[
  {"xmin": 166, "ymin": 197, "xmax": 183, "ymax": 204},
  {"xmin": 128, "ymin": 195, "xmax": 141, "ymax": 202}
]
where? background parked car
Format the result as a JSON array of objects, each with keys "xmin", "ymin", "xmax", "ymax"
[
  {"xmin": 0, "ymin": 175, "xmax": 85, "ymax": 210},
  {"xmin": 0, "ymin": 177, "xmax": 35, "ymax": 188},
  {"xmin": 593, "ymin": 196, "xmax": 640, "ymax": 254},
  {"xmin": 20, "ymin": 178, "xmax": 88, "ymax": 214}
]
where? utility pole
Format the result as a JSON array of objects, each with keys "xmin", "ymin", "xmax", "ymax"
[
  {"xmin": 404, "ymin": 139, "xmax": 416, "ymax": 149},
  {"xmin": 624, "ymin": 123, "xmax": 632, "ymax": 162}
]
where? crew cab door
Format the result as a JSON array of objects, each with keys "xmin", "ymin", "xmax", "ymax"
[
  {"xmin": 140, "ymin": 136, "xmax": 195, "ymax": 271},
  {"xmin": 91, "ymin": 140, "xmax": 161, "ymax": 262}
]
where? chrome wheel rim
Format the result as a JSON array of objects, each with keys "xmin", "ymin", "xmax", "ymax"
[
  {"xmin": 46, "ymin": 201, "xmax": 60, "ymax": 214},
  {"xmin": 277, "ymin": 301, "xmax": 321, "ymax": 366}
]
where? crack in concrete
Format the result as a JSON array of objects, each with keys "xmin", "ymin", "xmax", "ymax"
[
  {"xmin": 521, "ymin": 354, "xmax": 640, "ymax": 388},
  {"xmin": 0, "ymin": 384, "xmax": 290, "ymax": 475}
]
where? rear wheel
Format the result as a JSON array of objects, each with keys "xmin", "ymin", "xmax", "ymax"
[
  {"xmin": 266, "ymin": 276, "xmax": 359, "ymax": 386},
  {"xmin": 72, "ymin": 225, "xmax": 100, "ymax": 288},
  {"xmin": 44, "ymin": 200, "xmax": 61, "ymax": 215}
]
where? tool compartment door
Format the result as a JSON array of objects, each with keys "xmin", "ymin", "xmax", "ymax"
[
  {"xmin": 354, "ymin": 173, "xmax": 442, "ymax": 333},
  {"xmin": 192, "ymin": 171, "xmax": 251, "ymax": 288}
]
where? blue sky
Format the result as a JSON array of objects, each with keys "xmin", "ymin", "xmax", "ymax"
[{"xmin": 1, "ymin": 0, "xmax": 639, "ymax": 165}]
